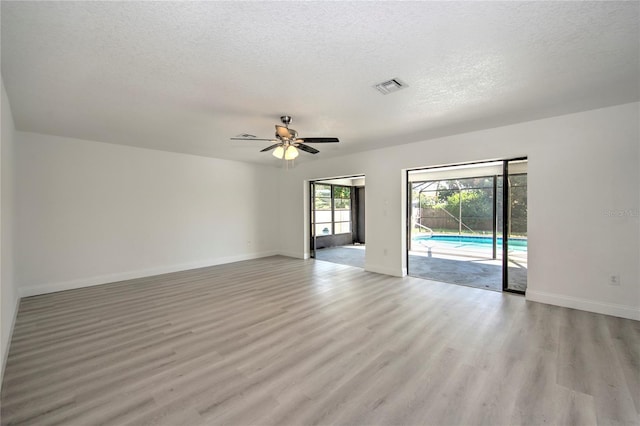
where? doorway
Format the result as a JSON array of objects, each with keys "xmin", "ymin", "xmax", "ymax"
[
  {"xmin": 407, "ymin": 159, "xmax": 527, "ymax": 293},
  {"xmin": 310, "ymin": 176, "xmax": 365, "ymax": 268}
]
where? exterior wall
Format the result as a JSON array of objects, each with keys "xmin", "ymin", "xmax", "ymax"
[{"xmin": 314, "ymin": 233, "xmax": 353, "ymax": 249}]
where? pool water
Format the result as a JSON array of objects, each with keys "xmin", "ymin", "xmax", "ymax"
[{"xmin": 413, "ymin": 234, "xmax": 527, "ymax": 251}]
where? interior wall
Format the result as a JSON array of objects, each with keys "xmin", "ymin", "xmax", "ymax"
[
  {"xmin": 278, "ymin": 102, "xmax": 640, "ymax": 320},
  {"xmin": 1, "ymin": 79, "xmax": 18, "ymax": 381},
  {"xmin": 16, "ymin": 132, "xmax": 280, "ymax": 296}
]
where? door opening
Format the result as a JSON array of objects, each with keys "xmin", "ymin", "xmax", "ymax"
[
  {"xmin": 310, "ymin": 176, "xmax": 365, "ymax": 269},
  {"xmin": 407, "ymin": 159, "xmax": 527, "ymax": 293}
]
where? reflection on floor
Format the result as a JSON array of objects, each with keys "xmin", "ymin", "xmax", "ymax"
[{"xmin": 314, "ymin": 245, "xmax": 527, "ymax": 292}]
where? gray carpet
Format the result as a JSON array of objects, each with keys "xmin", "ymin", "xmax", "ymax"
[{"xmin": 314, "ymin": 245, "xmax": 527, "ymax": 292}]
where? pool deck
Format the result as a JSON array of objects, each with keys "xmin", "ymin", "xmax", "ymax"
[{"xmin": 314, "ymin": 244, "xmax": 527, "ymax": 292}]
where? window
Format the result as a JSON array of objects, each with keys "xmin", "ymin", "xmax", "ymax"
[
  {"xmin": 314, "ymin": 184, "xmax": 332, "ymax": 235},
  {"xmin": 312, "ymin": 184, "xmax": 352, "ymax": 235},
  {"xmin": 333, "ymin": 186, "xmax": 351, "ymax": 234}
]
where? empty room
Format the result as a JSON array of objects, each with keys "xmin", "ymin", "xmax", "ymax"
[{"xmin": 1, "ymin": 2, "xmax": 639, "ymax": 425}]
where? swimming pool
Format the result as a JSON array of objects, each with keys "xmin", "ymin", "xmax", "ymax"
[{"xmin": 412, "ymin": 234, "xmax": 527, "ymax": 251}]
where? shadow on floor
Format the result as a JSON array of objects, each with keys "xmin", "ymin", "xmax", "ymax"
[{"xmin": 314, "ymin": 245, "xmax": 526, "ymax": 292}]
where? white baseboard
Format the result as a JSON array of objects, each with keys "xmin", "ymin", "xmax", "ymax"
[
  {"xmin": 364, "ymin": 263, "xmax": 405, "ymax": 277},
  {"xmin": 526, "ymin": 290, "xmax": 640, "ymax": 321},
  {"xmin": 278, "ymin": 250, "xmax": 306, "ymax": 260},
  {"xmin": 20, "ymin": 251, "xmax": 279, "ymax": 298},
  {"xmin": 1, "ymin": 296, "xmax": 20, "ymax": 383}
]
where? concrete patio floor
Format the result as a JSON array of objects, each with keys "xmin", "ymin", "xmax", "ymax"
[{"xmin": 314, "ymin": 245, "xmax": 527, "ymax": 292}]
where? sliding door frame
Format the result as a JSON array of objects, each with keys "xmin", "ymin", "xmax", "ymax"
[
  {"xmin": 502, "ymin": 158, "xmax": 527, "ymax": 295},
  {"xmin": 309, "ymin": 181, "xmax": 316, "ymax": 259},
  {"xmin": 502, "ymin": 161, "xmax": 510, "ymax": 293},
  {"xmin": 406, "ymin": 157, "xmax": 527, "ymax": 294}
]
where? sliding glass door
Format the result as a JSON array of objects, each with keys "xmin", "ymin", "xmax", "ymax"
[{"xmin": 407, "ymin": 158, "xmax": 527, "ymax": 293}]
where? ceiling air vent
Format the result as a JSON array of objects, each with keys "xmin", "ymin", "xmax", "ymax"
[{"xmin": 373, "ymin": 78, "xmax": 408, "ymax": 95}]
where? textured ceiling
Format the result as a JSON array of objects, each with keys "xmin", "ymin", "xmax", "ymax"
[{"xmin": 2, "ymin": 1, "xmax": 639, "ymax": 166}]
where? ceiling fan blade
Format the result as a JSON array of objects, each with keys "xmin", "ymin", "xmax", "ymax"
[
  {"xmin": 231, "ymin": 137, "xmax": 276, "ymax": 141},
  {"xmin": 275, "ymin": 125, "xmax": 292, "ymax": 139},
  {"xmin": 295, "ymin": 143, "xmax": 320, "ymax": 154},
  {"xmin": 298, "ymin": 137, "xmax": 339, "ymax": 143},
  {"xmin": 260, "ymin": 143, "xmax": 281, "ymax": 152}
]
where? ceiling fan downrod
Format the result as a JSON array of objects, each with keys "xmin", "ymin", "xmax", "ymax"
[{"xmin": 280, "ymin": 116, "xmax": 292, "ymax": 127}]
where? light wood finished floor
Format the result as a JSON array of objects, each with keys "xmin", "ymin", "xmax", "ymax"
[{"xmin": 1, "ymin": 256, "xmax": 639, "ymax": 426}]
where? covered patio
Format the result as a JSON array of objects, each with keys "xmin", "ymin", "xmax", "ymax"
[{"xmin": 314, "ymin": 244, "xmax": 527, "ymax": 292}]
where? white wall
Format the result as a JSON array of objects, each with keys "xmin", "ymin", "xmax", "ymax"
[
  {"xmin": 278, "ymin": 102, "xmax": 640, "ymax": 320},
  {"xmin": 16, "ymin": 132, "xmax": 280, "ymax": 295},
  {"xmin": 1, "ymin": 79, "xmax": 18, "ymax": 381},
  {"xmin": 6, "ymin": 102, "xmax": 640, "ymax": 342}
]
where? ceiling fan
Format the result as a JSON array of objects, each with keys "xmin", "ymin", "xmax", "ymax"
[{"xmin": 231, "ymin": 116, "xmax": 339, "ymax": 160}]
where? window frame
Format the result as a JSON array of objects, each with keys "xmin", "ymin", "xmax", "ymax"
[
  {"xmin": 332, "ymin": 185, "xmax": 352, "ymax": 235},
  {"xmin": 312, "ymin": 184, "xmax": 352, "ymax": 236}
]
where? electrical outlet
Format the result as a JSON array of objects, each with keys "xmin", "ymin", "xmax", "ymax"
[{"xmin": 609, "ymin": 274, "xmax": 621, "ymax": 286}]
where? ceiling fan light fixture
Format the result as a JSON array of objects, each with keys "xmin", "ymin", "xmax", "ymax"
[
  {"xmin": 272, "ymin": 145, "xmax": 285, "ymax": 159},
  {"xmin": 284, "ymin": 145, "xmax": 299, "ymax": 160}
]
